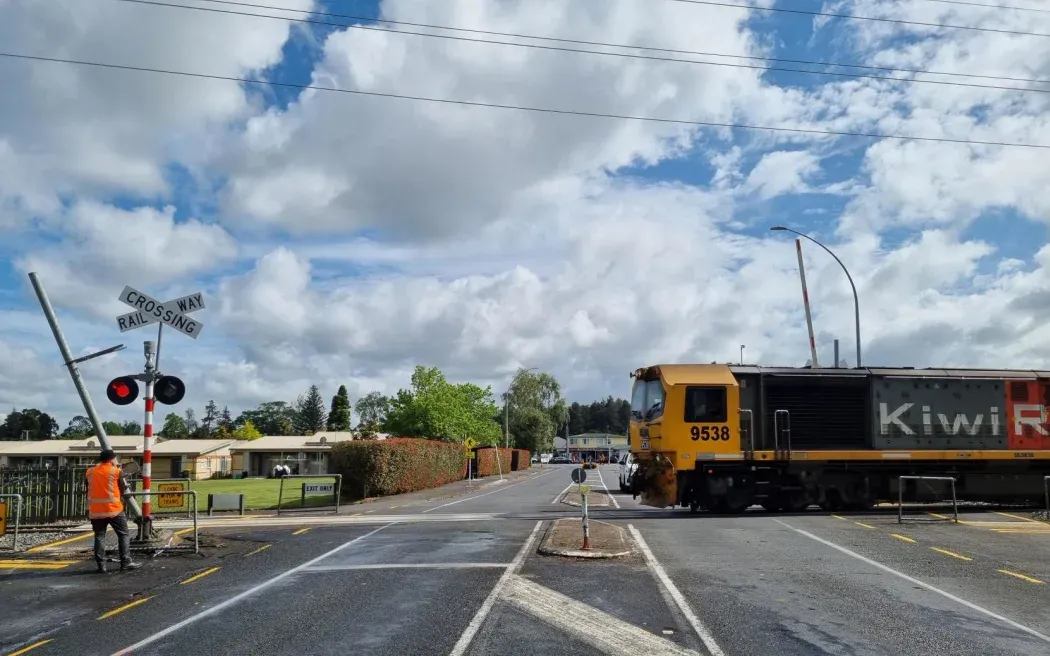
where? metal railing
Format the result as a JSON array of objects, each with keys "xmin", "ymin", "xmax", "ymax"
[
  {"xmin": 124, "ymin": 490, "xmax": 198, "ymax": 554},
  {"xmin": 774, "ymin": 409, "xmax": 791, "ymax": 458},
  {"xmin": 277, "ymin": 475, "xmax": 342, "ymax": 516},
  {"xmin": 0, "ymin": 493, "xmax": 23, "ymax": 551},
  {"xmin": 897, "ymin": 476, "xmax": 958, "ymax": 524}
]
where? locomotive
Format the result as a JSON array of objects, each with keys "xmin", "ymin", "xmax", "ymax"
[{"xmin": 628, "ymin": 364, "xmax": 1050, "ymax": 512}]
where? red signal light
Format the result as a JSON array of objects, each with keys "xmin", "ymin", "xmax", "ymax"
[{"xmin": 106, "ymin": 376, "xmax": 140, "ymax": 406}]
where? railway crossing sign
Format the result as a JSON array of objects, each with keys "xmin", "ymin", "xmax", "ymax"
[
  {"xmin": 571, "ymin": 468, "xmax": 587, "ymax": 484},
  {"xmin": 116, "ymin": 285, "xmax": 205, "ymax": 339}
]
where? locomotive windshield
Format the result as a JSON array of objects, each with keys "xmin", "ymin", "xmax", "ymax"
[{"xmin": 631, "ymin": 378, "xmax": 665, "ymax": 421}]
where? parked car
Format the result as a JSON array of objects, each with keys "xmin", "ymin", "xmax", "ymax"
[{"xmin": 618, "ymin": 452, "xmax": 637, "ymax": 492}]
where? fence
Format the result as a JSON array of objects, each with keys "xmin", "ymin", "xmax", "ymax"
[{"xmin": 0, "ymin": 467, "xmax": 88, "ymax": 524}]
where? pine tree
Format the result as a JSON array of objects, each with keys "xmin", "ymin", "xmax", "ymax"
[
  {"xmin": 183, "ymin": 408, "xmax": 199, "ymax": 439},
  {"xmin": 327, "ymin": 385, "xmax": 352, "ymax": 431},
  {"xmin": 218, "ymin": 405, "xmax": 234, "ymax": 436},
  {"xmin": 201, "ymin": 400, "xmax": 219, "ymax": 437},
  {"xmin": 294, "ymin": 385, "xmax": 328, "ymax": 435}
]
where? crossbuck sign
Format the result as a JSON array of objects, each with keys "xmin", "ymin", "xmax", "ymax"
[{"xmin": 116, "ymin": 285, "xmax": 206, "ymax": 339}]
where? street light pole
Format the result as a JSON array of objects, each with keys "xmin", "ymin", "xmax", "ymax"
[{"xmin": 770, "ymin": 226, "xmax": 862, "ymax": 368}]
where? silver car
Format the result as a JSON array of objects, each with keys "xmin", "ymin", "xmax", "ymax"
[{"xmin": 618, "ymin": 452, "xmax": 637, "ymax": 492}]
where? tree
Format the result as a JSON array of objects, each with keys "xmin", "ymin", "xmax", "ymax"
[
  {"xmin": 200, "ymin": 400, "xmax": 219, "ymax": 437},
  {"xmin": 160, "ymin": 413, "xmax": 189, "ymax": 439},
  {"xmin": 383, "ymin": 366, "xmax": 502, "ymax": 445},
  {"xmin": 0, "ymin": 408, "xmax": 60, "ymax": 440},
  {"xmin": 183, "ymin": 408, "xmax": 199, "ymax": 438},
  {"xmin": 567, "ymin": 397, "xmax": 631, "ymax": 435},
  {"xmin": 231, "ymin": 419, "xmax": 262, "ymax": 440},
  {"xmin": 294, "ymin": 385, "xmax": 328, "ymax": 435},
  {"xmin": 354, "ymin": 391, "xmax": 390, "ymax": 428},
  {"xmin": 217, "ymin": 405, "xmax": 234, "ymax": 437},
  {"xmin": 327, "ymin": 385, "xmax": 352, "ymax": 431},
  {"xmin": 235, "ymin": 401, "xmax": 295, "ymax": 436},
  {"xmin": 122, "ymin": 421, "xmax": 142, "ymax": 435},
  {"xmin": 62, "ymin": 415, "xmax": 93, "ymax": 438},
  {"xmin": 503, "ymin": 369, "xmax": 568, "ymax": 454},
  {"xmin": 102, "ymin": 421, "xmax": 125, "ymax": 436}
]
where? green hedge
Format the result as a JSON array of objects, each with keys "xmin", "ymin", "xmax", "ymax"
[{"xmin": 330, "ymin": 438, "xmax": 467, "ymax": 498}]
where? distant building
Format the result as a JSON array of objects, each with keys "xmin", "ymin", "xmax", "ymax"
[{"xmin": 565, "ymin": 433, "xmax": 628, "ymax": 460}]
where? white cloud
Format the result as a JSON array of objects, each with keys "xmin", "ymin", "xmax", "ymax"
[{"xmin": 2, "ymin": 0, "xmax": 1050, "ymax": 430}]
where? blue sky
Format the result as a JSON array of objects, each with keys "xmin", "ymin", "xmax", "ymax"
[{"xmin": 3, "ymin": 0, "xmax": 1050, "ymax": 425}]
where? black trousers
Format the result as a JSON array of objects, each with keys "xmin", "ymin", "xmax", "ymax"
[{"xmin": 91, "ymin": 514, "xmax": 131, "ymax": 565}]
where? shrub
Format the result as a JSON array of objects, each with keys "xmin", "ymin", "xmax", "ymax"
[
  {"xmin": 330, "ymin": 438, "xmax": 467, "ymax": 498},
  {"xmin": 511, "ymin": 449, "xmax": 531, "ymax": 471},
  {"xmin": 475, "ymin": 447, "xmax": 514, "ymax": 477}
]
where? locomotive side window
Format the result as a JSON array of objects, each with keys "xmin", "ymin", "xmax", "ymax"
[{"xmin": 684, "ymin": 386, "xmax": 727, "ymax": 423}]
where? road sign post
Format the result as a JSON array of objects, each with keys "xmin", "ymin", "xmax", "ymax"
[
  {"xmin": 114, "ymin": 285, "xmax": 204, "ymax": 541},
  {"xmin": 570, "ymin": 468, "xmax": 591, "ymax": 549}
]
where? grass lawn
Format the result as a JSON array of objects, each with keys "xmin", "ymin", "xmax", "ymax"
[{"xmin": 179, "ymin": 478, "xmax": 340, "ymax": 512}]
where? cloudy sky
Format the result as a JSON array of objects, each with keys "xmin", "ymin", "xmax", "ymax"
[{"xmin": 2, "ymin": 0, "xmax": 1049, "ymax": 429}]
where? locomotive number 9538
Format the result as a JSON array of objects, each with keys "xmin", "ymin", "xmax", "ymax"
[{"xmin": 691, "ymin": 425, "xmax": 730, "ymax": 441}]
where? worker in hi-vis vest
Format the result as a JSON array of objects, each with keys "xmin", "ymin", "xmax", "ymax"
[{"xmin": 86, "ymin": 450, "xmax": 140, "ymax": 573}]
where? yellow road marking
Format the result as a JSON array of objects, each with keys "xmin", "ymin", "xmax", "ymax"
[
  {"xmin": 180, "ymin": 567, "xmax": 221, "ymax": 585},
  {"xmin": 292, "ymin": 528, "xmax": 311, "ymax": 535},
  {"xmin": 99, "ymin": 595, "xmax": 154, "ymax": 620},
  {"xmin": 995, "ymin": 512, "xmax": 1043, "ymax": 524},
  {"xmin": 352, "ymin": 512, "xmax": 362, "ymax": 516},
  {"xmin": 364, "ymin": 509, "xmax": 375, "ymax": 514},
  {"xmin": 4, "ymin": 639, "xmax": 53, "ymax": 656},
  {"xmin": 930, "ymin": 547, "xmax": 972, "ymax": 561},
  {"xmin": 830, "ymin": 514, "xmax": 848, "ymax": 521},
  {"xmin": 0, "ymin": 560, "xmax": 76, "ymax": 570},
  {"xmin": 891, "ymin": 533, "xmax": 916, "ymax": 543},
  {"xmin": 853, "ymin": 521, "xmax": 876, "ymax": 529},
  {"xmin": 389, "ymin": 505, "xmax": 399, "ymax": 509},
  {"xmin": 174, "ymin": 528, "xmax": 195, "ymax": 536},
  {"xmin": 26, "ymin": 532, "xmax": 92, "ymax": 552},
  {"xmin": 244, "ymin": 544, "xmax": 271, "ymax": 557},
  {"xmin": 998, "ymin": 569, "xmax": 1045, "ymax": 584}
]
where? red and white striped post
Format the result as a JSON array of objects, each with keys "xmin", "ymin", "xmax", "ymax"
[{"xmin": 140, "ymin": 340, "xmax": 157, "ymax": 539}]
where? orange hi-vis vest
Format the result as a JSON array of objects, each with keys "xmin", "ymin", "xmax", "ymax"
[{"xmin": 86, "ymin": 462, "xmax": 123, "ymax": 520}]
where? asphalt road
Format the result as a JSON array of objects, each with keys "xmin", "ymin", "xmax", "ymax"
[{"xmin": 4, "ymin": 463, "xmax": 1050, "ymax": 656}]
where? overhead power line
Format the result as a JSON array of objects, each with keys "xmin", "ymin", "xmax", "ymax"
[
  {"xmin": 901, "ymin": 0, "xmax": 1050, "ymax": 13},
  {"xmin": 664, "ymin": 0, "xmax": 1050, "ymax": 38},
  {"xmin": 111, "ymin": 0, "xmax": 1050, "ymax": 95},
  {"xmin": 1, "ymin": 51, "xmax": 1046, "ymax": 150},
  {"xmin": 177, "ymin": 0, "xmax": 1050, "ymax": 86}
]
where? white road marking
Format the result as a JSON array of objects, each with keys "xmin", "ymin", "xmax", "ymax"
[
  {"xmin": 110, "ymin": 523, "xmax": 395, "ymax": 655},
  {"xmin": 629, "ymin": 525, "xmax": 726, "ymax": 656},
  {"xmin": 448, "ymin": 520, "xmax": 543, "ymax": 656},
  {"xmin": 303, "ymin": 562, "xmax": 512, "ymax": 571},
  {"xmin": 502, "ymin": 575, "xmax": 698, "ymax": 656},
  {"xmin": 772, "ymin": 518, "xmax": 1050, "ymax": 645},
  {"xmin": 109, "ymin": 512, "xmax": 505, "ymax": 532},
  {"xmin": 595, "ymin": 466, "xmax": 621, "ymax": 509},
  {"xmin": 551, "ymin": 482, "xmax": 574, "ymax": 504},
  {"xmin": 423, "ymin": 469, "xmax": 557, "ymax": 514}
]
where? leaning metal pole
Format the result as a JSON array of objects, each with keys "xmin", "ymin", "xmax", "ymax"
[{"xmin": 28, "ymin": 272, "xmax": 112, "ymax": 452}]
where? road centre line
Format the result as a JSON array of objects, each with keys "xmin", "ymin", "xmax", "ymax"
[
  {"xmin": 890, "ymin": 533, "xmax": 916, "ymax": 543},
  {"xmin": 180, "ymin": 567, "xmax": 221, "ymax": 585},
  {"xmin": 243, "ymin": 544, "xmax": 271, "ymax": 557},
  {"xmin": 111, "ymin": 523, "xmax": 396, "ymax": 655},
  {"xmin": 303, "ymin": 562, "xmax": 513, "ymax": 572},
  {"xmin": 4, "ymin": 639, "xmax": 53, "ymax": 656},
  {"xmin": 423, "ymin": 468, "xmax": 556, "ymax": 514},
  {"xmin": 99, "ymin": 596, "xmax": 155, "ymax": 621},
  {"xmin": 595, "ymin": 467, "xmax": 620, "ymax": 509},
  {"xmin": 448, "ymin": 520, "xmax": 543, "ymax": 656},
  {"xmin": 929, "ymin": 547, "xmax": 972, "ymax": 561},
  {"xmin": 998, "ymin": 569, "xmax": 1045, "ymax": 584},
  {"xmin": 628, "ymin": 525, "xmax": 725, "ymax": 656},
  {"xmin": 772, "ymin": 518, "xmax": 1050, "ymax": 645},
  {"xmin": 292, "ymin": 528, "xmax": 311, "ymax": 535}
]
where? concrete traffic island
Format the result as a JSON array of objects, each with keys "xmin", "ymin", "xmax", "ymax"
[
  {"xmin": 537, "ymin": 518, "xmax": 632, "ymax": 559},
  {"xmin": 559, "ymin": 488, "xmax": 614, "ymax": 508}
]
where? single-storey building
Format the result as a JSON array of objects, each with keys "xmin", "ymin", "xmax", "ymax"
[
  {"xmin": 231, "ymin": 433, "xmax": 360, "ymax": 477},
  {"xmin": 150, "ymin": 439, "xmax": 235, "ymax": 480},
  {"xmin": 565, "ymin": 433, "xmax": 629, "ymax": 461}
]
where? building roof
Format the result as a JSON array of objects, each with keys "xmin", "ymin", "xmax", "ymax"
[
  {"xmin": 151, "ymin": 439, "xmax": 235, "ymax": 456},
  {"xmin": 228, "ymin": 434, "xmax": 357, "ymax": 452}
]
